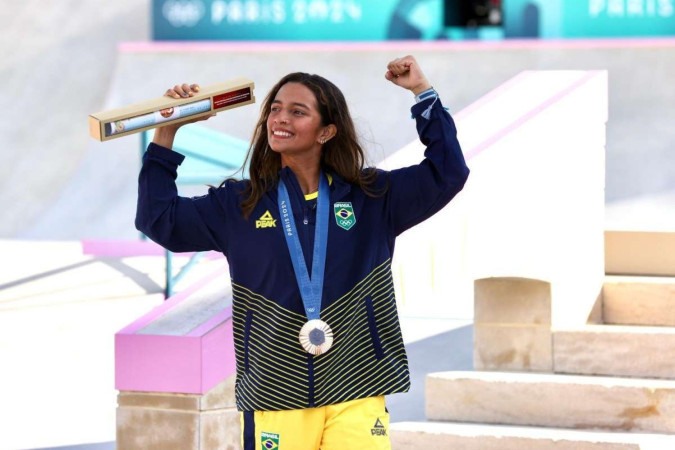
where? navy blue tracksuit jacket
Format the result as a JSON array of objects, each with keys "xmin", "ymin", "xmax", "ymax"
[{"xmin": 136, "ymin": 96, "xmax": 470, "ymax": 412}]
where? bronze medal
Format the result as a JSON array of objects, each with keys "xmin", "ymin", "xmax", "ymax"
[{"xmin": 299, "ymin": 319, "xmax": 334, "ymax": 355}]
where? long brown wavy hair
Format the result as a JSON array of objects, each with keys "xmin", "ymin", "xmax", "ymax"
[{"xmin": 233, "ymin": 72, "xmax": 379, "ymax": 218}]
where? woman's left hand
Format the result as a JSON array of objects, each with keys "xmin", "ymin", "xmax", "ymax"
[{"xmin": 385, "ymin": 55, "xmax": 432, "ymax": 95}]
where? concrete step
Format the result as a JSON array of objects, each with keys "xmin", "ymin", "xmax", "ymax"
[
  {"xmin": 602, "ymin": 276, "xmax": 675, "ymax": 326},
  {"xmin": 605, "ymin": 231, "xmax": 675, "ymax": 278},
  {"xmin": 554, "ymin": 324, "xmax": 675, "ymax": 379},
  {"xmin": 390, "ymin": 421, "xmax": 675, "ymax": 450},
  {"xmin": 426, "ymin": 371, "xmax": 675, "ymax": 433}
]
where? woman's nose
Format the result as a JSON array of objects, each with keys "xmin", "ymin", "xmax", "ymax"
[{"xmin": 274, "ymin": 111, "xmax": 289, "ymax": 124}]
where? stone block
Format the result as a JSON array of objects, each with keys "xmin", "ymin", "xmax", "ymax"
[
  {"xmin": 426, "ymin": 371, "xmax": 675, "ymax": 433},
  {"xmin": 117, "ymin": 407, "xmax": 200, "ymax": 450},
  {"xmin": 474, "ymin": 277, "xmax": 551, "ymax": 325},
  {"xmin": 474, "ymin": 278, "xmax": 553, "ymax": 372},
  {"xmin": 602, "ymin": 276, "xmax": 675, "ymax": 326},
  {"xmin": 605, "ymin": 231, "xmax": 675, "ymax": 277},
  {"xmin": 118, "ymin": 391, "xmax": 201, "ymax": 411},
  {"xmin": 474, "ymin": 324, "xmax": 552, "ymax": 372},
  {"xmin": 201, "ymin": 374, "xmax": 236, "ymax": 410},
  {"xmin": 390, "ymin": 421, "xmax": 661, "ymax": 450},
  {"xmin": 554, "ymin": 325, "xmax": 675, "ymax": 379},
  {"xmin": 201, "ymin": 409, "xmax": 241, "ymax": 450},
  {"xmin": 116, "ymin": 375, "xmax": 240, "ymax": 450}
]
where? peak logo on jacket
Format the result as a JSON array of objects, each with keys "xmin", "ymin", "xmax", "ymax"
[{"xmin": 256, "ymin": 210, "xmax": 277, "ymax": 229}]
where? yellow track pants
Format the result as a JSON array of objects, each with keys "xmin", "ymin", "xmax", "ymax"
[{"xmin": 241, "ymin": 396, "xmax": 391, "ymax": 450}]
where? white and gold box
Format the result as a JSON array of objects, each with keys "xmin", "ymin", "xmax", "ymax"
[{"xmin": 89, "ymin": 77, "xmax": 255, "ymax": 141}]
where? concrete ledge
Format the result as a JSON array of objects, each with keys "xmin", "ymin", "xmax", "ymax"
[
  {"xmin": 390, "ymin": 421, "xmax": 675, "ymax": 450},
  {"xmin": 474, "ymin": 278, "xmax": 552, "ymax": 372},
  {"xmin": 118, "ymin": 375, "xmax": 236, "ymax": 411},
  {"xmin": 602, "ymin": 276, "xmax": 675, "ymax": 326},
  {"xmin": 116, "ymin": 376, "xmax": 240, "ymax": 450},
  {"xmin": 605, "ymin": 231, "xmax": 675, "ymax": 277},
  {"xmin": 554, "ymin": 325, "xmax": 675, "ymax": 379},
  {"xmin": 474, "ymin": 278, "xmax": 551, "ymax": 325},
  {"xmin": 426, "ymin": 371, "xmax": 675, "ymax": 433},
  {"xmin": 474, "ymin": 324, "xmax": 552, "ymax": 372}
]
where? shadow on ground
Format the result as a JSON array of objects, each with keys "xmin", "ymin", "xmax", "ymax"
[
  {"xmin": 388, "ymin": 324, "xmax": 474, "ymax": 423},
  {"xmin": 33, "ymin": 444, "xmax": 115, "ymax": 450}
]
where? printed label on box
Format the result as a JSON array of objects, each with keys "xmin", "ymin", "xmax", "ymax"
[
  {"xmin": 104, "ymin": 98, "xmax": 211, "ymax": 137},
  {"xmin": 212, "ymin": 87, "xmax": 252, "ymax": 110}
]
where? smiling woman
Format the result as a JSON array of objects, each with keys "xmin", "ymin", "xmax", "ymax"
[
  {"xmin": 262, "ymin": 79, "xmax": 338, "ymax": 202},
  {"xmin": 241, "ymin": 72, "xmax": 373, "ymax": 219},
  {"xmin": 267, "ymin": 82, "xmax": 334, "ymax": 161},
  {"xmin": 135, "ymin": 55, "xmax": 470, "ymax": 450}
]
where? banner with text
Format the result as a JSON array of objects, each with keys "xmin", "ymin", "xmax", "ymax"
[
  {"xmin": 152, "ymin": 0, "xmax": 444, "ymax": 41},
  {"xmin": 503, "ymin": 0, "xmax": 675, "ymax": 38}
]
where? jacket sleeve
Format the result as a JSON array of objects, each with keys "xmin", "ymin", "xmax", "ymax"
[
  {"xmin": 385, "ymin": 96, "xmax": 470, "ymax": 236},
  {"xmin": 135, "ymin": 143, "xmax": 230, "ymax": 253}
]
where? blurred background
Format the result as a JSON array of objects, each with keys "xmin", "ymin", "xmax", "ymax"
[
  {"xmin": 1, "ymin": 0, "xmax": 674, "ymax": 241},
  {"xmin": 1, "ymin": 1, "xmax": 674, "ymax": 449}
]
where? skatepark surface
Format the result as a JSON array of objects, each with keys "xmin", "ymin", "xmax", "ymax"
[{"xmin": 2, "ymin": 1, "xmax": 675, "ymax": 449}]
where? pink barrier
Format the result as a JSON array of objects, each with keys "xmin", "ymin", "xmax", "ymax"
[
  {"xmin": 115, "ymin": 269, "xmax": 235, "ymax": 394},
  {"xmin": 118, "ymin": 37, "xmax": 675, "ymax": 54},
  {"xmin": 81, "ymin": 239, "xmax": 223, "ymax": 259},
  {"xmin": 82, "ymin": 239, "xmax": 166, "ymax": 257}
]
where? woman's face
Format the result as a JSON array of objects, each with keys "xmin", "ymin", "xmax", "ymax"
[{"xmin": 267, "ymin": 82, "xmax": 327, "ymax": 159}]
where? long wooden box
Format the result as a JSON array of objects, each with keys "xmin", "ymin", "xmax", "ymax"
[{"xmin": 89, "ymin": 77, "xmax": 255, "ymax": 141}]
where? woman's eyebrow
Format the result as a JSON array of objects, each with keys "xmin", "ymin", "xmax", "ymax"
[{"xmin": 271, "ymin": 99, "xmax": 311, "ymax": 110}]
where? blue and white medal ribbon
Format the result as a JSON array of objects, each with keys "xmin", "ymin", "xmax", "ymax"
[{"xmin": 278, "ymin": 173, "xmax": 333, "ymax": 355}]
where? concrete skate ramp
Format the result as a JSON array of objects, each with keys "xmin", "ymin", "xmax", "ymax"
[
  {"xmin": 5, "ymin": 16, "xmax": 675, "ymax": 239},
  {"xmin": 0, "ymin": 0, "xmax": 149, "ymax": 238}
]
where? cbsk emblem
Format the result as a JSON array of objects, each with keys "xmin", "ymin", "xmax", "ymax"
[
  {"xmin": 333, "ymin": 202, "xmax": 356, "ymax": 230},
  {"xmin": 256, "ymin": 210, "xmax": 277, "ymax": 229}
]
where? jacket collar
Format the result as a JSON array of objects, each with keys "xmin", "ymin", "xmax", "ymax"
[{"xmin": 278, "ymin": 166, "xmax": 352, "ymax": 201}]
